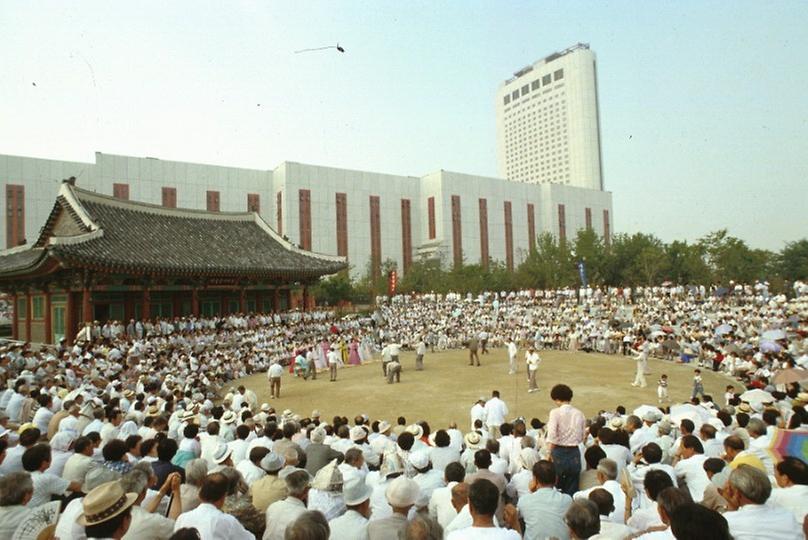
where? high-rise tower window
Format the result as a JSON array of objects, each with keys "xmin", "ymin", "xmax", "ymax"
[
  {"xmin": 512, "ymin": 90, "xmax": 519, "ymax": 100},
  {"xmin": 554, "ymin": 69, "xmax": 564, "ymax": 80},
  {"xmin": 503, "ymin": 95, "xmax": 510, "ymax": 105},
  {"xmin": 521, "ymin": 85, "xmax": 529, "ymax": 96},
  {"xmin": 531, "ymin": 80, "xmax": 540, "ymax": 90},
  {"xmin": 542, "ymin": 74, "xmax": 551, "ymax": 85}
]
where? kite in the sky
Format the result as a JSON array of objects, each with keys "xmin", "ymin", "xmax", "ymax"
[{"xmin": 295, "ymin": 43, "xmax": 345, "ymax": 54}]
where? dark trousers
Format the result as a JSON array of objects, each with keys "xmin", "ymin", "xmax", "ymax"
[{"xmin": 551, "ymin": 445, "xmax": 581, "ymax": 496}]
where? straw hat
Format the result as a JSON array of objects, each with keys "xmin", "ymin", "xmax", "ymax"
[
  {"xmin": 464, "ymin": 431, "xmax": 482, "ymax": 449},
  {"xmin": 220, "ymin": 411, "xmax": 237, "ymax": 425},
  {"xmin": 385, "ymin": 476, "xmax": 420, "ymax": 507},
  {"xmin": 78, "ymin": 481, "xmax": 137, "ymax": 526},
  {"xmin": 343, "ymin": 477, "xmax": 372, "ymax": 506},
  {"xmin": 377, "ymin": 420, "xmax": 392, "ymax": 434}
]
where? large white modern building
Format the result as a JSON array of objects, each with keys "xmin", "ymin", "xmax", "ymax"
[
  {"xmin": 1, "ymin": 152, "xmax": 613, "ymax": 280},
  {"xmin": 496, "ymin": 43, "xmax": 604, "ymax": 191}
]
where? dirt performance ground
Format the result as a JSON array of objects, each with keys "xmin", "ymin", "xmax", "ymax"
[{"xmin": 233, "ymin": 349, "xmax": 733, "ymax": 427}]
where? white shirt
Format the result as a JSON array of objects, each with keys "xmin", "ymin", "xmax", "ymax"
[
  {"xmin": 236, "ymin": 459, "xmax": 267, "ymax": 487},
  {"xmin": 263, "ymin": 496, "xmax": 306, "ymax": 540},
  {"xmin": 174, "ymin": 502, "xmax": 255, "ymax": 540},
  {"xmin": 446, "ymin": 526, "xmax": 520, "ymax": 540},
  {"xmin": 328, "ymin": 509, "xmax": 369, "ymax": 540},
  {"xmin": 428, "ymin": 481, "xmax": 458, "ymax": 528},
  {"xmin": 673, "ymin": 454, "xmax": 709, "ymax": 502},
  {"xmin": 55, "ymin": 496, "xmax": 86, "ymax": 540},
  {"xmin": 29, "ymin": 470, "xmax": 70, "ymax": 507},
  {"xmin": 592, "ymin": 516, "xmax": 633, "ymax": 539},
  {"xmin": 575, "ymin": 480, "xmax": 626, "ymax": 524},
  {"xmin": 228, "ymin": 439, "xmax": 250, "ymax": 466},
  {"xmin": 33, "ymin": 406, "xmax": 54, "ymax": 433},
  {"xmin": 724, "ymin": 503, "xmax": 803, "ymax": 540},
  {"xmin": 122, "ymin": 505, "xmax": 175, "ymax": 540},
  {"xmin": 769, "ymin": 484, "xmax": 808, "ymax": 524},
  {"xmin": 484, "ymin": 398, "xmax": 509, "ymax": 427},
  {"xmin": 267, "ymin": 363, "xmax": 283, "ymax": 378}
]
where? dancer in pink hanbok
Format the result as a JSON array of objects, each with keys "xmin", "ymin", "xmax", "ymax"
[{"xmin": 348, "ymin": 338, "xmax": 361, "ymax": 365}]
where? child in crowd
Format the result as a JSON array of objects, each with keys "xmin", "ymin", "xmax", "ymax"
[
  {"xmin": 692, "ymin": 369, "xmax": 705, "ymax": 399},
  {"xmin": 657, "ymin": 374, "xmax": 669, "ymax": 404}
]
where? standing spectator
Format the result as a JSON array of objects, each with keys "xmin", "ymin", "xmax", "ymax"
[{"xmin": 546, "ymin": 384, "xmax": 586, "ymax": 496}]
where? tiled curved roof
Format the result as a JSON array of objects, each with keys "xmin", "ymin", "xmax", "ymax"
[{"xmin": 0, "ymin": 182, "xmax": 346, "ymax": 281}]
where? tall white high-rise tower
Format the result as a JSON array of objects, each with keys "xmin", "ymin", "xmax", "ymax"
[{"xmin": 496, "ymin": 43, "xmax": 604, "ymax": 191}]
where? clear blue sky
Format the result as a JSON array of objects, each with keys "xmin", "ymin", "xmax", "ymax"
[{"xmin": 1, "ymin": 1, "xmax": 806, "ymax": 250}]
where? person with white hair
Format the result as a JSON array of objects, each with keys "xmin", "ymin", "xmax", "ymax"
[
  {"xmin": 263, "ymin": 469, "xmax": 311, "ymax": 540},
  {"xmin": 0, "ymin": 472, "xmax": 34, "ymax": 538},
  {"xmin": 573, "ymin": 458, "xmax": 626, "ymax": 524},
  {"xmin": 119, "ymin": 467, "xmax": 182, "ymax": 540},
  {"xmin": 723, "ymin": 465, "xmax": 802, "ymax": 540},
  {"xmin": 181, "ymin": 458, "xmax": 209, "ymax": 513}
]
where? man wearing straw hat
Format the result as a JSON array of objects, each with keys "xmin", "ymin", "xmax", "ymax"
[{"xmin": 78, "ymin": 481, "xmax": 139, "ymax": 539}]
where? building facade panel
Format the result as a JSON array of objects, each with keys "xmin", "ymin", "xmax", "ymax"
[{"xmin": 478, "ymin": 198, "xmax": 489, "ymax": 268}]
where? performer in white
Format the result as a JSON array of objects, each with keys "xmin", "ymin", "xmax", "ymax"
[
  {"xmin": 507, "ymin": 337, "xmax": 518, "ymax": 375},
  {"xmin": 631, "ymin": 336, "xmax": 649, "ymax": 388},
  {"xmin": 526, "ymin": 347, "xmax": 541, "ymax": 393}
]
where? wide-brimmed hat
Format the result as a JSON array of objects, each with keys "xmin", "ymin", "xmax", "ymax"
[
  {"xmin": 378, "ymin": 420, "xmax": 392, "ymax": 434},
  {"xmin": 260, "ymin": 452, "xmax": 284, "ymax": 472},
  {"xmin": 738, "ymin": 403, "xmax": 752, "ymax": 413},
  {"xmin": 260, "ymin": 403, "xmax": 271, "ymax": 412},
  {"xmin": 406, "ymin": 424, "xmax": 423, "ymax": 439},
  {"xmin": 213, "ymin": 444, "xmax": 233, "ymax": 464},
  {"xmin": 221, "ymin": 411, "xmax": 237, "ymax": 425},
  {"xmin": 312, "ymin": 459, "xmax": 343, "ymax": 491},
  {"xmin": 408, "ymin": 450, "xmax": 430, "ymax": 470},
  {"xmin": 146, "ymin": 404, "xmax": 160, "ymax": 417},
  {"xmin": 386, "ymin": 476, "xmax": 420, "ymax": 507},
  {"xmin": 349, "ymin": 426, "xmax": 366, "ymax": 442},
  {"xmin": 464, "ymin": 431, "xmax": 482, "ymax": 449},
  {"xmin": 609, "ymin": 417, "xmax": 625, "ymax": 429},
  {"xmin": 180, "ymin": 410, "xmax": 196, "ymax": 423},
  {"xmin": 343, "ymin": 477, "xmax": 372, "ymax": 505},
  {"xmin": 78, "ymin": 481, "xmax": 138, "ymax": 526}
]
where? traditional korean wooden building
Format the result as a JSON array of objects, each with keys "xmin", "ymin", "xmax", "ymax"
[{"xmin": 0, "ymin": 178, "xmax": 346, "ymax": 344}]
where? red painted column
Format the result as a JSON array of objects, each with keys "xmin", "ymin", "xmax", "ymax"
[
  {"xmin": 302, "ymin": 286, "xmax": 309, "ymax": 312},
  {"xmin": 82, "ymin": 286, "xmax": 92, "ymax": 325},
  {"xmin": 142, "ymin": 287, "xmax": 151, "ymax": 320},
  {"xmin": 191, "ymin": 287, "xmax": 199, "ymax": 317},
  {"xmin": 44, "ymin": 289, "xmax": 52, "ymax": 344},
  {"xmin": 65, "ymin": 290, "xmax": 75, "ymax": 346},
  {"xmin": 10, "ymin": 292, "xmax": 18, "ymax": 340},
  {"xmin": 24, "ymin": 291, "xmax": 32, "ymax": 342},
  {"xmin": 272, "ymin": 289, "xmax": 280, "ymax": 312}
]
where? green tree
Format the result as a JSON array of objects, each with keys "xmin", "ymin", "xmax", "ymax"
[
  {"xmin": 777, "ymin": 239, "xmax": 808, "ymax": 281},
  {"xmin": 601, "ymin": 233, "xmax": 667, "ymax": 285},
  {"xmin": 312, "ymin": 270, "xmax": 354, "ymax": 306},
  {"xmin": 664, "ymin": 240, "xmax": 710, "ymax": 284},
  {"xmin": 572, "ymin": 228, "xmax": 606, "ymax": 285},
  {"xmin": 697, "ymin": 229, "xmax": 772, "ymax": 283},
  {"xmin": 516, "ymin": 233, "xmax": 576, "ymax": 289}
]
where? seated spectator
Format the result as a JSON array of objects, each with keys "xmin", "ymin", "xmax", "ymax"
[
  {"xmin": 120, "ymin": 467, "xmax": 182, "ymax": 540},
  {"xmin": 723, "ymin": 464, "xmax": 803, "ymax": 540},
  {"xmin": 265, "ymin": 469, "xmax": 312, "ymax": 540},
  {"xmin": 574, "ymin": 458, "xmax": 626, "ymax": 524},
  {"xmin": 219, "ymin": 466, "xmax": 265, "ymax": 538},
  {"xmin": 626, "ymin": 469, "xmax": 673, "ymax": 532},
  {"xmin": 669, "ymin": 503, "xmax": 732, "ymax": 540},
  {"xmin": 517, "ymin": 460, "xmax": 571, "ymax": 540},
  {"xmin": 589, "ymin": 488, "xmax": 632, "ymax": 539},
  {"xmin": 446, "ymin": 478, "xmax": 521, "ymax": 539},
  {"xmin": 173, "ymin": 472, "xmax": 254, "ymax": 539},
  {"xmin": 285, "ymin": 510, "xmax": 330, "ymax": 540},
  {"xmin": 79, "ymin": 481, "xmax": 138, "ymax": 540},
  {"xmin": 329, "ymin": 477, "xmax": 373, "ymax": 539},
  {"xmin": 565, "ymin": 499, "xmax": 600, "ymax": 540},
  {"xmin": 0, "ymin": 472, "xmax": 33, "ymax": 537},
  {"xmin": 22, "ymin": 442, "xmax": 81, "ymax": 506},
  {"xmin": 770, "ymin": 456, "xmax": 808, "ymax": 524}
]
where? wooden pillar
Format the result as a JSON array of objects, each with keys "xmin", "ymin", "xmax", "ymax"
[
  {"xmin": 255, "ymin": 291, "xmax": 263, "ymax": 314},
  {"xmin": 286, "ymin": 289, "xmax": 293, "ymax": 311},
  {"xmin": 142, "ymin": 287, "xmax": 151, "ymax": 320},
  {"xmin": 272, "ymin": 288, "xmax": 280, "ymax": 312},
  {"xmin": 10, "ymin": 292, "xmax": 18, "ymax": 340},
  {"xmin": 44, "ymin": 288, "xmax": 52, "ymax": 344},
  {"xmin": 191, "ymin": 287, "xmax": 199, "ymax": 317},
  {"xmin": 25, "ymin": 290, "xmax": 32, "ymax": 342},
  {"xmin": 82, "ymin": 286, "xmax": 92, "ymax": 325},
  {"xmin": 65, "ymin": 290, "xmax": 75, "ymax": 346},
  {"xmin": 302, "ymin": 286, "xmax": 309, "ymax": 312},
  {"xmin": 172, "ymin": 292, "xmax": 182, "ymax": 318},
  {"xmin": 220, "ymin": 293, "xmax": 227, "ymax": 315},
  {"xmin": 239, "ymin": 288, "xmax": 247, "ymax": 313}
]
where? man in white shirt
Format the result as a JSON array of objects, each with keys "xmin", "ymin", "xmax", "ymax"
[
  {"xmin": 574, "ymin": 458, "xmax": 626, "ymax": 524},
  {"xmin": 237, "ymin": 447, "xmax": 269, "ymax": 487},
  {"xmin": 672, "ymin": 436, "xmax": 709, "ymax": 502},
  {"xmin": 470, "ymin": 398, "xmax": 487, "ymax": 431},
  {"xmin": 483, "ymin": 391, "xmax": 508, "ymax": 440},
  {"xmin": 723, "ymin": 465, "xmax": 803, "ymax": 540},
  {"xmin": 121, "ymin": 468, "xmax": 182, "ymax": 540},
  {"xmin": 770, "ymin": 457, "xmax": 808, "ymax": 525},
  {"xmin": 263, "ymin": 470, "xmax": 310, "ymax": 540},
  {"xmin": 174, "ymin": 472, "xmax": 255, "ymax": 539},
  {"xmin": 329, "ymin": 477, "xmax": 372, "ymax": 540},
  {"xmin": 428, "ymin": 462, "xmax": 465, "ymax": 528},
  {"xmin": 62, "ymin": 435, "xmax": 97, "ymax": 485},
  {"xmin": 589, "ymin": 488, "xmax": 632, "ymax": 539},
  {"xmin": 446, "ymin": 478, "xmax": 521, "ymax": 539},
  {"xmin": 525, "ymin": 348, "xmax": 540, "ymax": 393},
  {"xmin": 327, "ymin": 347, "xmax": 340, "ymax": 382},
  {"xmin": 24, "ymin": 443, "xmax": 82, "ymax": 507},
  {"xmin": 267, "ymin": 362, "xmax": 283, "ymax": 399},
  {"xmin": 507, "ymin": 339, "xmax": 518, "ymax": 375}
]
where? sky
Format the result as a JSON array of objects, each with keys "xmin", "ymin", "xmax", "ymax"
[{"xmin": 1, "ymin": 1, "xmax": 807, "ymax": 250}]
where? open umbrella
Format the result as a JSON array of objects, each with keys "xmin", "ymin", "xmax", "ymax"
[
  {"xmin": 670, "ymin": 403, "xmax": 713, "ymax": 427},
  {"xmin": 769, "ymin": 428, "xmax": 808, "ymax": 463},
  {"xmin": 715, "ymin": 324, "xmax": 733, "ymax": 335},
  {"xmin": 762, "ymin": 329, "xmax": 787, "ymax": 341},
  {"xmin": 772, "ymin": 368, "xmax": 808, "ymax": 385},
  {"xmin": 650, "ymin": 330, "xmax": 666, "ymax": 339},
  {"xmin": 633, "ymin": 404, "xmax": 664, "ymax": 420},
  {"xmin": 759, "ymin": 341, "xmax": 782, "ymax": 354},
  {"xmin": 740, "ymin": 389, "xmax": 774, "ymax": 404}
]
